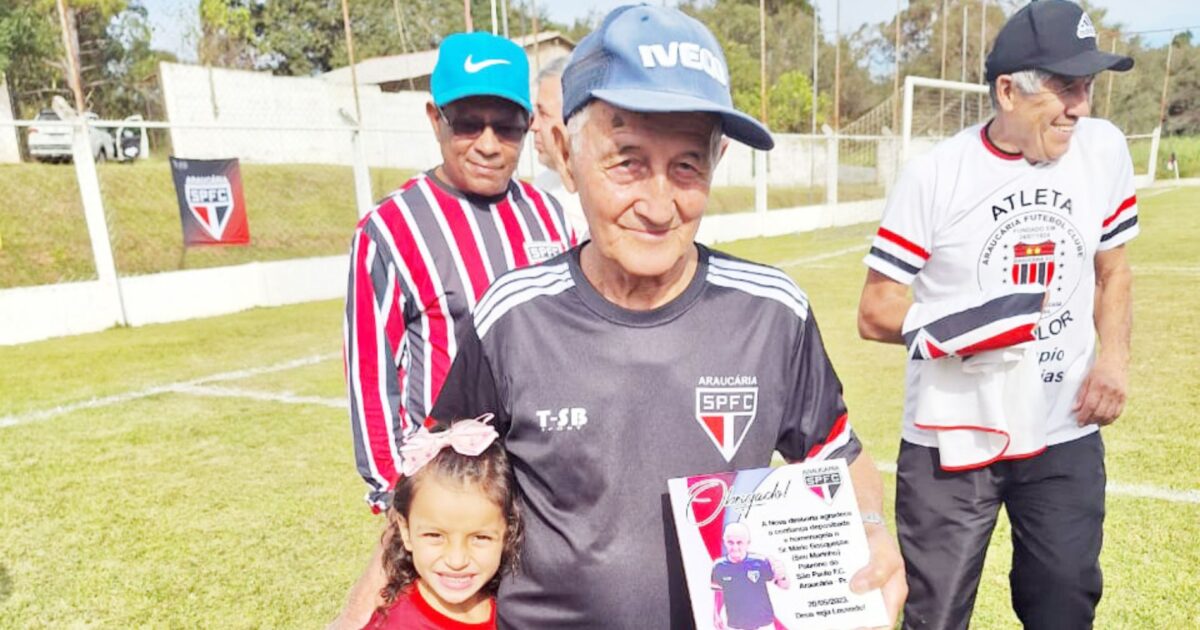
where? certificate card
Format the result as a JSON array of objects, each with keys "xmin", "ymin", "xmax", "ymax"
[{"xmin": 667, "ymin": 459, "xmax": 888, "ymax": 630}]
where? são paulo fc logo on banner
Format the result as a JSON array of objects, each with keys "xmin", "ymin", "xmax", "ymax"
[
  {"xmin": 184, "ymin": 175, "xmax": 235, "ymax": 240},
  {"xmin": 1012, "ymin": 240, "xmax": 1056, "ymax": 286},
  {"xmin": 695, "ymin": 379, "xmax": 759, "ymax": 462},
  {"xmin": 169, "ymin": 157, "xmax": 251, "ymax": 247},
  {"xmin": 804, "ymin": 468, "xmax": 842, "ymax": 505}
]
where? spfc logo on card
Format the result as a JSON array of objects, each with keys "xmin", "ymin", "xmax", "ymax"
[
  {"xmin": 805, "ymin": 469, "xmax": 842, "ymax": 505},
  {"xmin": 184, "ymin": 175, "xmax": 235, "ymax": 240},
  {"xmin": 695, "ymin": 384, "xmax": 758, "ymax": 462}
]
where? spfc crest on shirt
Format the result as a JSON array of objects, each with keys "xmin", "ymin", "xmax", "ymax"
[
  {"xmin": 747, "ymin": 570, "xmax": 761, "ymax": 583},
  {"xmin": 695, "ymin": 380, "xmax": 758, "ymax": 462},
  {"xmin": 805, "ymin": 469, "xmax": 842, "ymax": 505},
  {"xmin": 1011, "ymin": 240, "xmax": 1056, "ymax": 286}
]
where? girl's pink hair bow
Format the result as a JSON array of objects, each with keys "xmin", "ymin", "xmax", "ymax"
[{"xmin": 398, "ymin": 413, "xmax": 499, "ymax": 477}]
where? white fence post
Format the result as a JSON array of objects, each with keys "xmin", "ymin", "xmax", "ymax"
[
  {"xmin": 72, "ymin": 118, "xmax": 128, "ymax": 324},
  {"xmin": 351, "ymin": 128, "xmax": 374, "ymax": 218},
  {"xmin": 0, "ymin": 73, "xmax": 19, "ymax": 163},
  {"xmin": 1146, "ymin": 126, "xmax": 1161, "ymax": 184},
  {"xmin": 823, "ymin": 125, "xmax": 838, "ymax": 207},
  {"xmin": 754, "ymin": 149, "xmax": 768, "ymax": 217}
]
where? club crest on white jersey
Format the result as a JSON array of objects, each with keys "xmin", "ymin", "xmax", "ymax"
[{"xmin": 977, "ymin": 188, "xmax": 1086, "ymax": 336}]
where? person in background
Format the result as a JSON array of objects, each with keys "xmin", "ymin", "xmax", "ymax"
[
  {"xmin": 857, "ymin": 2, "xmax": 1136, "ymax": 627},
  {"xmin": 529, "ymin": 55, "xmax": 587, "ymax": 239}
]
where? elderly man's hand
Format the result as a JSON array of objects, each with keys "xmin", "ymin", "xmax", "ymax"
[
  {"xmin": 1073, "ymin": 357, "xmax": 1127, "ymax": 426},
  {"xmin": 850, "ymin": 522, "xmax": 907, "ymax": 629}
]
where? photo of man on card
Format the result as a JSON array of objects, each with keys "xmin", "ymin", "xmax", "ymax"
[{"xmin": 712, "ymin": 522, "xmax": 791, "ymax": 630}]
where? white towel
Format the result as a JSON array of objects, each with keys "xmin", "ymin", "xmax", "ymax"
[
  {"xmin": 912, "ymin": 349, "xmax": 1047, "ymax": 470},
  {"xmin": 903, "ymin": 286, "xmax": 1048, "ymax": 470}
]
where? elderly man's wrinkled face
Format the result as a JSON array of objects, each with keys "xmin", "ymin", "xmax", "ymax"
[
  {"xmin": 427, "ymin": 95, "xmax": 529, "ymax": 196},
  {"xmin": 1002, "ymin": 74, "xmax": 1093, "ymax": 163},
  {"xmin": 562, "ymin": 101, "xmax": 720, "ymax": 279}
]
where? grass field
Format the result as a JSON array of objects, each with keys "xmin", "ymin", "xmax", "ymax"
[
  {"xmin": 1128, "ymin": 134, "xmax": 1200, "ymax": 178},
  {"xmin": 0, "ymin": 161, "xmax": 412, "ymax": 289},
  {"xmin": 0, "ymin": 160, "xmax": 881, "ymax": 289},
  {"xmin": 0, "ymin": 185, "xmax": 1198, "ymax": 627}
]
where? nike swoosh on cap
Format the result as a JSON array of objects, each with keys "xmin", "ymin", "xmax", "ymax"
[{"xmin": 464, "ymin": 55, "xmax": 511, "ymax": 73}]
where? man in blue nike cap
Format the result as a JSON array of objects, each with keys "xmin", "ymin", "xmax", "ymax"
[{"xmin": 334, "ymin": 30, "xmax": 574, "ymax": 629}]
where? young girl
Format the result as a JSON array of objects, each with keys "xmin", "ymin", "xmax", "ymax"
[{"xmin": 364, "ymin": 415, "xmax": 522, "ymax": 630}]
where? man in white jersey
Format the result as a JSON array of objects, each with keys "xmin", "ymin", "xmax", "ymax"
[{"xmin": 857, "ymin": 2, "xmax": 1135, "ymax": 628}]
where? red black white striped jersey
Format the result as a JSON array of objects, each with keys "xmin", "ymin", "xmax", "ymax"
[
  {"xmin": 864, "ymin": 117, "xmax": 1139, "ymax": 449},
  {"xmin": 344, "ymin": 170, "xmax": 575, "ymax": 510}
]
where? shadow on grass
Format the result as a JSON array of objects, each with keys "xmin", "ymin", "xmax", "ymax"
[{"xmin": 0, "ymin": 564, "xmax": 9, "ymax": 603}]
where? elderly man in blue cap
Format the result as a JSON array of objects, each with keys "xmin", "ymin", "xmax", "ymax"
[
  {"xmin": 338, "ymin": 6, "xmax": 904, "ymax": 628},
  {"xmin": 336, "ymin": 30, "xmax": 574, "ymax": 628}
]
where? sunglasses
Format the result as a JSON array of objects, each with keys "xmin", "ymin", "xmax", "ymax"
[{"xmin": 438, "ymin": 107, "xmax": 530, "ymax": 144}]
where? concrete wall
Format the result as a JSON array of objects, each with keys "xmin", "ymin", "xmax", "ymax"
[
  {"xmin": 1, "ymin": 195, "xmax": 884, "ymax": 346},
  {"xmin": 160, "ymin": 62, "xmax": 441, "ymax": 168},
  {"xmin": 0, "ymin": 73, "xmax": 20, "ymax": 163},
  {"xmin": 159, "ymin": 62, "xmax": 866, "ymax": 187},
  {"xmin": 0, "ymin": 255, "xmax": 347, "ymax": 346},
  {"xmin": 696, "ymin": 199, "xmax": 884, "ymax": 245}
]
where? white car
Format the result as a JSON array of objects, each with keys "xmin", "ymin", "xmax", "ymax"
[{"xmin": 27, "ymin": 110, "xmax": 117, "ymax": 163}]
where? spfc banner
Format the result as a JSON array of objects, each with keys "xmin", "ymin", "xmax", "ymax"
[{"xmin": 170, "ymin": 157, "xmax": 251, "ymax": 246}]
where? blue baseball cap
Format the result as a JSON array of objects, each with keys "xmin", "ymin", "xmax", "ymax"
[
  {"xmin": 431, "ymin": 32, "xmax": 532, "ymax": 113},
  {"xmin": 562, "ymin": 4, "xmax": 773, "ymax": 150}
]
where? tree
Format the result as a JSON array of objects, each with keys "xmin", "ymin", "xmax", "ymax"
[
  {"xmin": 0, "ymin": 2, "xmax": 61, "ymax": 118},
  {"xmin": 0, "ymin": 0, "xmax": 163, "ymax": 118},
  {"xmin": 199, "ymin": 0, "xmax": 254, "ymax": 68}
]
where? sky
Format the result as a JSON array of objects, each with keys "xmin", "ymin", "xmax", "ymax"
[{"xmin": 145, "ymin": 0, "xmax": 1200, "ymax": 63}]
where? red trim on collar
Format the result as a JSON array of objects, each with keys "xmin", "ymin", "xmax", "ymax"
[{"xmin": 980, "ymin": 122, "xmax": 1023, "ymax": 161}]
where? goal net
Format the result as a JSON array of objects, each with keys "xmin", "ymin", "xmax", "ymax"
[{"xmin": 901, "ymin": 75, "xmax": 1160, "ymax": 184}]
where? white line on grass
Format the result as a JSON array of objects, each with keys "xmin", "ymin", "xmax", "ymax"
[
  {"xmin": 776, "ymin": 244, "xmax": 867, "ymax": 269},
  {"xmin": 0, "ymin": 352, "xmax": 340, "ymax": 429},
  {"xmin": 171, "ymin": 384, "xmax": 344, "ymax": 409}
]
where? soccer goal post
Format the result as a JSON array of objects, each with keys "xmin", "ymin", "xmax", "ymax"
[
  {"xmin": 901, "ymin": 76, "xmax": 990, "ymax": 164},
  {"xmin": 901, "ymin": 75, "xmax": 1161, "ymax": 184}
]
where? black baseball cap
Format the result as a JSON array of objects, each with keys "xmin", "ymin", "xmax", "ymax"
[{"xmin": 985, "ymin": 1, "xmax": 1133, "ymax": 82}]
